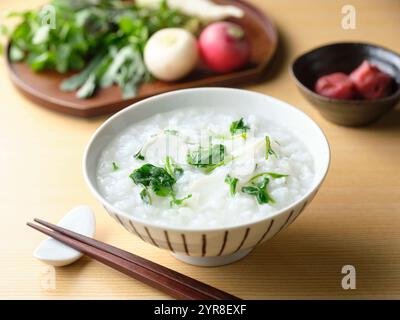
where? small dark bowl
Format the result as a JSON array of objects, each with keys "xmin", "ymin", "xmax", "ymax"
[{"xmin": 291, "ymin": 42, "xmax": 400, "ymax": 126}]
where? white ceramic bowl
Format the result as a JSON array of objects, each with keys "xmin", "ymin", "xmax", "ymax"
[{"xmin": 83, "ymin": 88, "xmax": 330, "ymax": 266}]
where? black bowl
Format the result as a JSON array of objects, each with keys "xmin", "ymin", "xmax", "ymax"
[{"xmin": 291, "ymin": 42, "xmax": 400, "ymax": 126}]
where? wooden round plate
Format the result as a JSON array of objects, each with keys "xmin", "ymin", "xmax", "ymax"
[{"xmin": 6, "ymin": 0, "xmax": 278, "ymax": 117}]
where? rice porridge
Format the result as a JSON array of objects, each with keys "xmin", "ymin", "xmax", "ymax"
[{"xmin": 96, "ymin": 108, "xmax": 314, "ymax": 228}]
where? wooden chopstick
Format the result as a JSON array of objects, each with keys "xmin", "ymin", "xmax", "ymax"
[
  {"xmin": 28, "ymin": 220, "xmax": 240, "ymax": 300},
  {"xmin": 33, "ymin": 218, "xmax": 238, "ymax": 300},
  {"xmin": 28, "ymin": 222, "xmax": 208, "ymax": 299}
]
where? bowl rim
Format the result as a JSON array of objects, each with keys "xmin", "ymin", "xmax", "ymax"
[
  {"xmin": 290, "ymin": 41, "xmax": 400, "ymax": 105},
  {"xmin": 83, "ymin": 87, "xmax": 331, "ymax": 232}
]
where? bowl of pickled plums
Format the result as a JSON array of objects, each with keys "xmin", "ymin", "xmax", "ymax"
[{"xmin": 291, "ymin": 42, "xmax": 400, "ymax": 126}]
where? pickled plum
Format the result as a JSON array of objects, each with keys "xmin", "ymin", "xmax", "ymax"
[
  {"xmin": 314, "ymin": 60, "xmax": 393, "ymax": 100},
  {"xmin": 315, "ymin": 72, "xmax": 356, "ymax": 99},
  {"xmin": 350, "ymin": 61, "xmax": 392, "ymax": 99}
]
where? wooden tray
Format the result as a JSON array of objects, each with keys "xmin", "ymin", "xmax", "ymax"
[{"xmin": 6, "ymin": 0, "xmax": 278, "ymax": 117}]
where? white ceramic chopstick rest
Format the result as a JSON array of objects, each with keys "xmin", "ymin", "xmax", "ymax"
[{"xmin": 33, "ymin": 205, "xmax": 96, "ymax": 267}]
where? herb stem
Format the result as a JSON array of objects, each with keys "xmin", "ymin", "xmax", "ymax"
[
  {"xmin": 204, "ymin": 155, "xmax": 236, "ymax": 173},
  {"xmin": 225, "ymin": 175, "xmax": 238, "ymax": 196},
  {"xmin": 248, "ymin": 172, "xmax": 288, "ymax": 183},
  {"xmin": 265, "ymin": 135, "xmax": 277, "ymax": 159},
  {"xmin": 112, "ymin": 162, "xmax": 119, "ymax": 171}
]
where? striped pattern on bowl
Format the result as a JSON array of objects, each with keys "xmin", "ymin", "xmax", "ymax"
[{"xmin": 104, "ymin": 191, "xmax": 316, "ymax": 257}]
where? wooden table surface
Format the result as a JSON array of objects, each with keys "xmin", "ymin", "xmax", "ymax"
[{"xmin": 1, "ymin": 0, "xmax": 399, "ymax": 300}]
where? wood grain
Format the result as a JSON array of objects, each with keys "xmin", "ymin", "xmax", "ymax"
[{"xmin": 0, "ymin": 0, "xmax": 399, "ymax": 299}]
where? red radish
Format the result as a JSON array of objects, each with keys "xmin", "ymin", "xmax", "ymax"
[
  {"xmin": 198, "ymin": 21, "xmax": 250, "ymax": 73},
  {"xmin": 315, "ymin": 72, "xmax": 356, "ymax": 99},
  {"xmin": 350, "ymin": 60, "xmax": 392, "ymax": 99}
]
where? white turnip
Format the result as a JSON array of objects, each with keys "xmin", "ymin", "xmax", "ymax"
[{"xmin": 144, "ymin": 28, "xmax": 198, "ymax": 81}]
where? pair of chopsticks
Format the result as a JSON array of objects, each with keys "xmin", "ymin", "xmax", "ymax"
[{"xmin": 28, "ymin": 219, "xmax": 240, "ymax": 300}]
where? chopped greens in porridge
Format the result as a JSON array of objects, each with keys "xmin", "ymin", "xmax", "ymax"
[{"xmin": 96, "ymin": 109, "xmax": 314, "ymax": 228}]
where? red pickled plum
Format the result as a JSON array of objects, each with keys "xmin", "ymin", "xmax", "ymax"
[
  {"xmin": 350, "ymin": 60, "xmax": 392, "ymax": 99},
  {"xmin": 315, "ymin": 72, "xmax": 356, "ymax": 99}
]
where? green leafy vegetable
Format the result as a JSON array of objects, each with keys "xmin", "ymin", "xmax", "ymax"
[
  {"xmin": 77, "ymin": 73, "xmax": 97, "ymax": 98},
  {"xmin": 249, "ymin": 172, "xmax": 288, "ymax": 182},
  {"xmin": 265, "ymin": 136, "xmax": 277, "ymax": 159},
  {"xmin": 225, "ymin": 175, "xmax": 238, "ymax": 196},
  {"xmin": 170, "ymin": 194, "xmax": 192, "ymax": 206},
  {"xmin": 204, "ymin": 155, "xmax": 236, "ymax": 173},
  {"xmin": 134, "ymin": 148, "xmax": 145, "ymax": 161},
  {"xmin": 112, "ymin": 162, "xmax": 119, "ymax": 171},
  {"xmin": 5, "ymin": 0, "xmax": 197, "ymax": 99},
  {"xmin": 99, "ymin": 45, "xmax": 148, "ymax": 99},
  {"xmin": 60, "ymin": 53, "xmax": 107, "ymax": 92},
  {"xmin": 242, "ymin": 176, "xmax": 275, "ymax": 205},
  {"xmin": 230, "ymin": 118, "xmax": 250, "ymax": 138},
  {"xmin": 9, "ymin": 45, "xmax": 24, "ymax": 61},
  {"xmin": 130, "ymin": 164, "xmax": 175, "ymax": 197},
  {"xmin": 129, "ymin": 163, "xmax": 189, "ymax": 206},
  {"xmin": 242, "ymin": 171, "xmax": 286, "ymax": 203},
  {"xmin": 140, "ymin": 188, "xmax": 152, "ymax": 205},
  {"xmin": 187, "ymin": 143, "xmax": 225, "ymax": 169},
  {"xmin": 164, "ymin": 156, "xmax": 183, "ymax": 179}
]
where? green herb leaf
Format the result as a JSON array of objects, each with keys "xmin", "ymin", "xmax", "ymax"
[
  {"xmin": 140, "ymin": 188, "xmax": 152, "ymax": 205},
  {"xmin": 32, "ymin": 25, "xmax": 50, "ymax": 45},
  {"xmin": 130, "ymin": 163, "xmax": 190, "ymax": 206},
  {"xmin": 265, "ymin": 136, "xmax": 277, "ymax": 160},
  {"xmin": 130, "ymin": 163, "xmax": 175, "ymax": 198},
  {"xmin": 230, "ymin": 118, "xmax": 250, "ymax": 138},
  {"xmin": 249, "ymin": 172, "xmax": 288, "ymax": 182},
  {"xmin": 112, "ymin": 162, "xmax": 119, "ymax": 171},
  {"xmin": 9, "ymin": 45, "xmax": 25, "ymax": 62},
  {"xmin": 242, "ymin": 176, "xmax": 275, "ymax": 205},
  {"xmin": 204, "ymin": 155, "xmax": 236, "ymax": 173},
  {"xmin": 134, "ymin": 148, "xmax": 145, "ymax": 161},
  {"xmin": 76, "ymin": 73, "xmax": 96, "ymax": 99},
  {"xmin": 225, "ymin": 175, "xmax": 238, "ymax": 196},
  {"xmin": 170, "ymin": 194, "xmax": 192, "ymax": 206},
  {"xmin": 164, "ymin": 156, "xmax": 184, "ymax": 179},
  {"xmin": 61, "ymin": 53, "xmax": 106, "ymax": 92}
]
